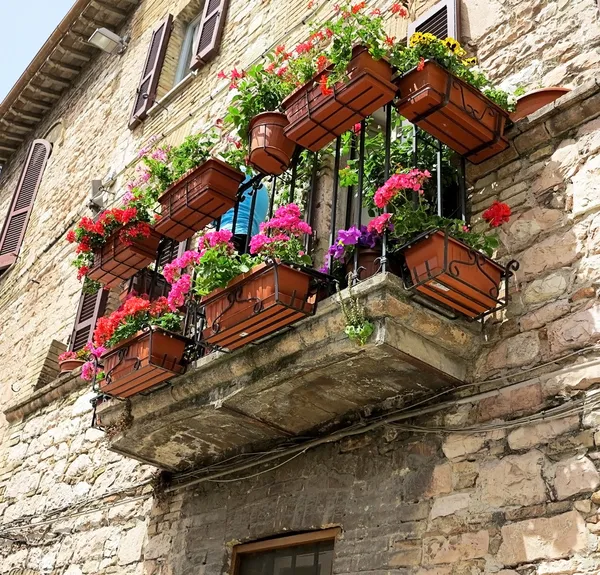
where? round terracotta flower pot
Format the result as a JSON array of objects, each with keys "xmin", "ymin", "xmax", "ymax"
[
  {"xmin": 345, "ymin": 247, "xmax": 401, "ymax": 281},
  {"xmin": 509, "ymin": 87, "xmax": 571, "ymax": 122},
  {"xmin": 59, "ymin": 359, "xmax": 85, "ymax": 373},
  {"xmin": 248, "ymin": 112, "xmax": 296, "ymax": 176}
]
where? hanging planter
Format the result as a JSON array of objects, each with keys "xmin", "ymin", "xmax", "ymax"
[
  {"xmin": 344, "ymin": 247, "xmax": 402, "ymax": 282},
  {"xmin": 155, "ymin": 159, "xmax": 244, "ymax": 242},
  {"xmin": 248, "ymin": 112, "xmax": 296, "ymax": 176},
  {"xmin": 201, "ymin": 261, "xmax": 317, "ymax": 351},
  {"xmin": 88, "ymin": 225, "xmax": 161, "ymax": 289},
  {"xmin": 281, "ymin": 46, "xmax": 397, "ymax": 152},
  {"xmin": 99, "ymin": 327, "xmax": 188, "ymax": 398},
  {"xmin": 59, "ymin": 359, "xmax": 85, "ymax": 373},
  {"xmin": 510, "ymin": 87, "xmax": 570, "ymax": 123},
  {"xmin": 395, "ymin": 60, "xmax": 511, "ymax": 165},
  {"xmin": 400, "ymin": 229, "xmax": 518, "ymax": 319}
]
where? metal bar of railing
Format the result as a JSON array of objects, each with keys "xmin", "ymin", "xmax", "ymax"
[
  {"xmin": 305, "ymin": 152, "xmax": 319, "ymax": 253},
  {"xmin": 459, "ymin": 156, "xmax": 467, "ymax": 221},
  {"xmin": 437, "ymin": 139, "xmax": 443, "ymax": 217},
  {"xmin": 244, "ymin": 184, "xmax": 259, "ymax": 254},
  {"xmin": 352, "ymin": 119, "xmax": 366, "ymax": 284},
  {"xmin": 345, "ymin": 134, "xmax": 357, "ymax": 229},
  {"xmin": 327, "ymin": 136, "xmax": 342, "ymax": 273},
  {"xmin": 382, "ymin": 103, "xmax": 393, "ymax": 274}
]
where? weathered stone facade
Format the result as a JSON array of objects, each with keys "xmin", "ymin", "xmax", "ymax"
[{"xmin": 2, "ymin": 0, "xmax": 600, "ymax": 573}]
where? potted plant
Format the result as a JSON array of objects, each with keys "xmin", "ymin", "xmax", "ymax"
[
  {"xmin": 224, "ymin": 54, "xmax": 297, "ymax": 176},
  {"xmin": 141, "ymin": 132, "xmax": 246, "ymax": 242},
  {"xmin": 68, "ymin": 200, "xmax": 162, "ymax": 290},
  {"xmin": 390, "ymin": 33, "xmax": 516, "ymax": 164},
  {"xmin": 510, "ymin": 86, "xmax": 571, "ymax": 122},
  {"xmin": 86, "ymin": 296, "xmax": 187, "ymax": 398},
  {"xmin": 280, "ymin": 2, "xmax": 402, "ymax": 151},
  {"xmin": 165, "ymin": 205, "xmax": 321, "ymax": 351},
  {"xmin": 326, "ymin": 225, "xmax": 387, "ymax": 281},
  {"xmin": 58, "ymin": 346, "xmax": 92, "ymax": 373},
  {"xmin": 367, "ymin": 170, "xmax": 517, "ymax": 318}
]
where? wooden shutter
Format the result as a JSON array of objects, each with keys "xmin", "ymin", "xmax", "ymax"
[
  {"xmin": 408, "ymin": 0, "xmax": 460, "ymax": 41},
  {"xmin": 129, "ymin": 14, "xmax": 173, "ymax": 130},
  {"xmin": 190, "ymin": 0, "xmax": 230, "ymax": 70},
  {"xmin": 69, "ymin": 288, "xmax": 109, "ymax": 351},
  {"xmin": 0, "ymin": 139, "xmax": 51, "ymax": 272}
]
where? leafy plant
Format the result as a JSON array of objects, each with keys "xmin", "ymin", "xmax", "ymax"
[
  {"xmin": 389, "ymin": 33, "xmax": 516, "ymax": 111},
  {"xmin": 336, "ymin": 282, "xmax": 374, "ymax": 346}
]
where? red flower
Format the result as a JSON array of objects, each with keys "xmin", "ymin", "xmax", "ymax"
[
  {"xmin": 265, "ymin": 62, "xmax": 276, "ymax": 73},
  {"xmin": 276, "ymin": 66, "xmax": 288, "ymax": 77},
  {"xmin": 215, "ymin": 118, "xmax": 224, "ymax": 128},
  {"xmin": 325, "ymin": 28, "xmax": 334, "ymax": 38},
  {"xmin": 316, "ymin": 55, "xmax": 329, "ymax": 72},
  {"xmin": 385, "ymin": 35, "xmax": 396, "ymax": 47},
  {"xmin": 351, "ymin": 1, "xmax": 366, "ymax": 13},
  {"xmin": 229, "ymin": 81, "xmax": 238, "ymax": 90},
  {"xmin": 307, "ymin": 0, "xmax": 314, "ymax": 7},
  {"xmin": 66, "ymin": 229, "xmax": 76, "ymax": 243},
  {"xmin": 296, "ymin": 41, "xmax": 312, "ymax": 55},
  {"xmin": 370, "ymin": 8, "xmax": 381, "ymax": 15},
  {"xmin": 217, "ymin": 70, "xmax": 227, "ymax": 79},
  {"xmin": 352, "ymin": 122, "xmax": 361, "ymax": 133},
  {"xmin": 417, "ymin": 57, "xmax": 425, "ymax": 71},
  {"xmin": 318, "ymin": 76, "xmax": 333, "ymax": 96},
  {"xmin": 482, "ymin": 201, "xmax": 512, "ymax": 227},
  {"xmin": 230, "ymin": 68, "xmax": 244, "ymax": 80},
  {"xmin": 77, "ymin": 266, "xmax": 89, "ymax": 281},
  {"xmin": 275, "ymin": 44, "xmax": 286, "ymax": 55},
  {"xmin": 367, "ymin": 213, "xmax": 393, "ymax": 234},
  {"xmin": 391, "ymin": 3, "xmax": 408, "ymax": 16}
]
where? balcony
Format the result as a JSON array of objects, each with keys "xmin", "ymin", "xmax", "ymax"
[{"xmin": 95, "ymin": 272, "xmax": 479, "ymax": 471}]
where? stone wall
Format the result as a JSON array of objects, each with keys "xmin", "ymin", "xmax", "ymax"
[{"xmin": 2, "ymin": 0, "xmax": 600, "ymax": 573}]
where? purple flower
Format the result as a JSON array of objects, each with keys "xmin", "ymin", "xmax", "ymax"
[{"xmin": 337, "ymin": 226, "xmax": 362, "ymax": 246}]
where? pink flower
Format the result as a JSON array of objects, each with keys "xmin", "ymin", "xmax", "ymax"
[
  {"xmin": 164, "ymin": 250, "xmax": 202, "ymax": 284},
  {"xmin": 167, "ymin": 274, "xmax": 191, "ymax": 311},
  {"xmin": 367, "ymin": 213, "xmax": 393, "ymax": 234},
  {"xmin": 81, "ymin": 361, "xmax": 95, "ymax": 381},
  {"xmin": 150, "ymin": 148, "xmax": 168, "ymax": 162}
]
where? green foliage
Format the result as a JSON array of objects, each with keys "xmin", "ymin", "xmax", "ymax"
[
  {"xmin": 336, "ymin": 282, "xmax": 374, "ymax": 346},
  {"xmin": 108, "ymin": 312, "xmax": 182, "ymax": 348}
]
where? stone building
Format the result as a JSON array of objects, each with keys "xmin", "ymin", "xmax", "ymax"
[{"xmin": 1, "ymin": 0, "xmax": 600, "ymax": 574}]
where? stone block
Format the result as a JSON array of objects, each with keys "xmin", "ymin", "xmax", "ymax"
[
  {"xmin": 389, "ymin": 541, "xmax": 422, "ymax": 567},
  {"xmin": 476, "ymin": 383, "xmax": 543, "ymax": 421},
  {"xmin": 547, "ymin": 304, "xmax": 600, "ymax": 354},
  {"xmin": 485, "ymin": 332, "xmax": 541, "ymax": 372},
  {"xmin": 520, "ymin": 300, "xmax": 571, "ymax": 332},
  {"xmin": 507, "ymin": 415, "xmax": 579, "ymax": 450},
  {"xmin": 423, "ymin": 464, "xmax": 452, "ymax": 499},
  {"xmin": 118, "ymin": 521, "xmax": 147, "ymax": 565},
  {"xmin": 497, "ymin": 511, "xmax": 588, "ymax": 565},
  {"xmin": 430, "ymin": 492, "xmax": 472, "ymax": 519},
  {"xmin": 542, "ymin": 363, "xmax": 600, "ymax": 396},
  {"xmin": 452, "ymin": 461, "xmax": 479, "ymax": 490},
  {"xmin": 423, "ymin": 530, "xmax": 489, "ymax": 565},
  {"xmin": 523, "ymin": 270, "xmax": 570, "ymax": 305},
  {"xmin": 514, "ymin": 123, "xmax": 552, "ymax": 154},
  {"xmin": 553, "ymin": 455, "xmax": 600, "ymax": 500},
  {"xmin": 476, "ymin": 450, "xmax": 547, "ymax": 508},
  {"xmin": 518, "ymin": 229, "xmax": 579, "ymax": 282},
  {"xmin": 441, "ymin": 430, "xmax": 505, "ymax": 461},
  {"xmin": 546, "ymin": 92, "xmax": 600, "ymax": 137}
]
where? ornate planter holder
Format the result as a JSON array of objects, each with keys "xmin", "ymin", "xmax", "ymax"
[
  {"xmin": 395, "ymin": 60, "xmax": 510, "ymax": 165},
  {"xmin": 99, "ymin": 327, "xmax": 188, "ymax": 399},
  {"xmin": 88, "ymin": 225, "xmax": 161, "ymax": 289},
  {"xmin": 155, "ymin": 159, "xmax": 245, "ymax": 242},
  {"xmin": 281, "ymin": 46, "xmax": 396, "ymax": 152},
  {"xmin": 248, "ymin": 112, "xmax": 297, "ymax": 176},
  {"xmin": 188, "ymin": 261, "xmax": 331, "ymax": 352},
  {"xmin": 400, "ymin": 229, "xmax": 519, "ymax": 320},
  {"xmin": 59, "ymin": 359, "xmax": 85, "ymax": 373}
]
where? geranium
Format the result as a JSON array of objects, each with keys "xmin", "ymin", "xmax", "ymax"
[
  {"xmin": 367, "ymin": 213, "xmax": 393, "ymax": 234},
  {"xmin": 249, "ymin": 204, "xmax": 313, "ymax": 266},
  {"xmin": 373, "ymin": 169, "xmax": 431, "ymax": 208},
  {"xmin": 391, "ymin": 2, "xmax": 408, "ymax": 16},
  {"xmin": 482, "ymin": 201, "xmax": 512, "ymax": 227}
]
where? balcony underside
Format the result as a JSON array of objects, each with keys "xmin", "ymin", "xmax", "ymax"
[{"xmin": 96, "ymin": 274, "xmax": 479, "ymax": 471}]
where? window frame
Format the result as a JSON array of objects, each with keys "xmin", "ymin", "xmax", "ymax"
[
  {"xmin": 174, "ymin": 12, "xmax": 204, "ymax": 85},
  {"xmin": 231, "ymin": 528, "xmax": 340, "ymax": 575}
]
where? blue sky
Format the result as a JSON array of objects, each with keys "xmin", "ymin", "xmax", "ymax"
[{"xmin": 0, "ymin": 0, "xmax": 75, "ymax": 102}]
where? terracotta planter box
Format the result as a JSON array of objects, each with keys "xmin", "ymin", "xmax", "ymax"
[
  {"xmin": 59, "ymin": 359, "xmax": 85, "ymax": 373},
  {"xmin": 88, "ymin": 225, "xmax": 161, "ymax": 289},
  {"xmin": 201, "ymin": 262, "xmax": 316, "ymax": 351},
  {"xmin": 155, "ymin": 159, "xmax": 244, "ymax": 242},
  {"xmin": 401, "ymin": 230, "xmax": 506, "ymax": 319},
  {"xmin": 281, "ymin": 46, "xmax": 396, "ymax": 152},
  {"xmin": 510, "ymin": 87, "xmax": 570, "ymax": 123},
  {"xmin": 100, "ymin": 327, "xmax": 188, "ymax": 398},
  {"xmin": 395, "ymin": 60, "xmax": 511, "ymax": 165},
  {"xmin": 248, "ymin": 111, "xmax": 296, "ymax": 176}
]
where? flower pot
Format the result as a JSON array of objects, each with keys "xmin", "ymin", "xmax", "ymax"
[
  {"xmin": 281, "ymin": 46, "xmax": 396, "ymax": 152},
  {"xmin": 99, "ymin": 327, "xmax": 188, "ymax": 398},
  {"xmin": 155, "ymin": 159, "xmax": 245, "ymax": 242},
  {"xmin": 395, "ymin": 60, "xmax": 510, "ymax": 165},
  {"xmin": 59, "ymin": 359, "xmax": 85, "ymax": 373},
  {"xmin": 201, "ymin": 262, "xmax": 316, "ymax": 351},
  {"xmin": 248, "ymin": 112, "xmax": 296, "ymax": 176},
  {"xmin": 401, "ymin": 230, "xmax": 505, "ymax": 318},
  {"xmin": 88, "ymin": 225, "xmax": 162, "ymax": 289},
  {"xmin": 509, "ymin": 87, "xmax": 571, "ymax": 123},
  {"xmin": 344, "ymin": 247, "xmax": 402, "ymax": 281}
]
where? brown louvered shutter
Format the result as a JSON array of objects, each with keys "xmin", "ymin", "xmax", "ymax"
[
  {"xmin": 408, "ymin": 0, "xmax": 460, "ymax": 41},
  {"xmin": 190, "ymin": 0, "xmax": 229, "ymax": 70},
  {"xmin": 69, "ymin": 289, "xmax": 109, "ymax": 351},
  {"xmin": 0, "ymin": 139, "xmax": 51, "ymax": 272},
  {"xmin": 129, "ymin": 14, "xmax": 173, "ymax": 130}
]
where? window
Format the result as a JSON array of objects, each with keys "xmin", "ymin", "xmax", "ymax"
[
  {"xmin": 232, "ymin": 530, "xmax": 339, "ymax": 575},
  {"xmin": 175, "ymin": 13, "xmax": 203, "ymax": 84}
]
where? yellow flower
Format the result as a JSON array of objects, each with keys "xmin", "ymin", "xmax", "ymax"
[
  {"xmin": 444, "ymin": 37, "xmax": 460, "ymax": 52},
  {"xmin": 463, "ymin": 56, "xmax": 477, "ymax": 66},
  {"xmin": 422, "ymin": 32, "xmax": 437, "ymax": 43},
  {"xmin": 409, "ymin": 32, "xmax": 424, "ymax": 46}
]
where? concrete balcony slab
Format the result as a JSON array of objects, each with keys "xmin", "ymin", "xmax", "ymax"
[{"xmin": 96, "ymin": 273, "xmax": 480, "ymax": 471}]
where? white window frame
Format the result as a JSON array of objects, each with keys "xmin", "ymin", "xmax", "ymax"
[{"xmin": 175, "ymin": 13, "xmax": 204, "ymax": 84}]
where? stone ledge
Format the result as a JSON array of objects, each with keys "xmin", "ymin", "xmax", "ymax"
[
  {"xmin": 97, "ymin": 273, "xmax": 480, "ymax": 471},
  {"xmin": 3, "ymin": 368, "xmax": 86, "ymax": 424}
]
